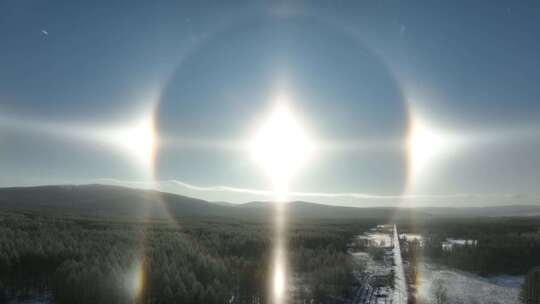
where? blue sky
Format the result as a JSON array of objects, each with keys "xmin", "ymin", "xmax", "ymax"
[{"xmin": 1, "ymin": 1, "xmax": 540, "ymax": 206}]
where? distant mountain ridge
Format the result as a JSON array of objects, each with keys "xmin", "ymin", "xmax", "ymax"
[
  {"xmin": 0, "ymin": 184, "xmax": 231, "ymax": 219},
  {"xmin": 1, "ymin": 184, "xmax": 539, "ymax": 220}
]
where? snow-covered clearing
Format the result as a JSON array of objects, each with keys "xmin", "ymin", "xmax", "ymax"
[{"xmin": 416, "ymin": 262, "xmax": 523, "ymax": 304}]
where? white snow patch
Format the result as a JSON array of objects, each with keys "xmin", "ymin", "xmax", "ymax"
[{"xmin": 417, "ymin": 263, "xmax": 522, "ymax": 304}]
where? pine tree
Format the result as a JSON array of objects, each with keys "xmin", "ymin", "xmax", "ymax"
[
  {"xmin": 432, "ymin": 279, "xmax": 448, "ymax": 304},
  {"xmin": 521, "ymin": 267, "xmax": 540, "ymax": 304}
]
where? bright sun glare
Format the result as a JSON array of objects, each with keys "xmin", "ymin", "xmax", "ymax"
[
  {"xmin": 249, "ymin": 104, "xmax": 315, "ymax": 191},
  {"xmin": 249, "ymin": 101, "xmax": 315, "ymax": 304},
  {"xmin": 105, "ymin": 115, "xmax": 156, "ymax": 173},
  {"xmin": 408, "ymin": 114, "xmax": 461, "ymax": 185}
]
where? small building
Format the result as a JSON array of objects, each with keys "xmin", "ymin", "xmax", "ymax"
[
  {"xmin": 357, "ymin": 233, "xmax": 393, "ymax": 248},
  {"xmin": 399, "ymin": 233, "xmax": 424, "ymax": 247},
  {"xmin": 442, "ymin": 238, "xmax": 478, "ymax": 251}
]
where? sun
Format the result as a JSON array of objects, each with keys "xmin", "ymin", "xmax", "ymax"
[
  {"xmin": 409, "ymin": 117, "xmax": 444, "ymax": 175},
  {"xmin": 249, "ymin": 103, "xmax": 315, "ymax": 192},
  {"xmin": 408, "ymin": 113, "xmax": 462, "ymax": 187},
  {"xmin": 102, "ymin": 114, "xmax": 156, "ymax": 175}
]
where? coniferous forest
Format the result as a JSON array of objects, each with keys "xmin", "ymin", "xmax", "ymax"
[
  {"xmin": 406, "ymin": 218, "xmax": 540, "ymax": 276},
  {"xmin": 0, "ymin": 211, "xmax": 371, "ymax": 303}
]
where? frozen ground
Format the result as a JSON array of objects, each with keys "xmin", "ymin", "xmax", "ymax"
[
  {"xmin": 392, "ymin": 225, "xmax": 407, "ymax": 304},
  {"xmin": 416, "ymin": 262, "xmax": 523, "ymax": 304}
]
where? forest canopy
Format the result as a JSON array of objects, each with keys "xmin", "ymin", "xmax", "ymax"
[{"xmin": 0, "ymin": 211, "xmax": 371, "ymax": 304}]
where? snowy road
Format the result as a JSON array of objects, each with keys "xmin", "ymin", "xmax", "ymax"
[
  {"xmin": 392, "ymin": 225, "xmax": 407, "ymax": 304},
  {"xmin": 350, "ymin": 225, "xmax": 407, "ymax": 304}
]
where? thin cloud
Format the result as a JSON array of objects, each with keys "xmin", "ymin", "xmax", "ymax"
[
  {"xmin": 93, "ymin": 178, "xmax": 540, "ymax": 203},
  {"xmin": 400, "ymin": 25, "xmax": 406, "ymax": 35}
]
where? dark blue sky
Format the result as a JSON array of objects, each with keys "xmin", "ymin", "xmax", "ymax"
[{"xmin": 1, "ymin": 0, "xmax": 539, "ymax": 205}]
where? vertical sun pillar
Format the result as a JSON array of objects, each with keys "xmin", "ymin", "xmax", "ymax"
[{"xmin": 249, "ymin": 102, "xmax": 314, "ymax": 304}]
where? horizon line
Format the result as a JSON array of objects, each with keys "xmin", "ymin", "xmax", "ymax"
[{"xmin": 2, "ymin": 179, "xmax": 539, "ymax": 208}]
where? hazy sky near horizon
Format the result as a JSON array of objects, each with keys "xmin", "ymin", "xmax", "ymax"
[{"xmin": 1, "ymin": 1, "xmax": 540, "ymax": 206}]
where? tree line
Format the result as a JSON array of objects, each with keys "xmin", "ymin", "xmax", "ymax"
[{"xmin": 416, "ymin": 218, "xmax": 540, "ymax": 275}]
